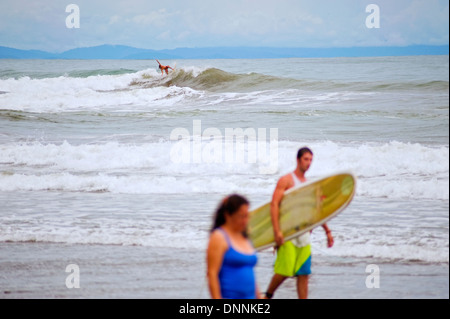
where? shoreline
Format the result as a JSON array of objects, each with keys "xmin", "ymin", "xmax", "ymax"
[{"xmin": 1, "ymin": 242, "xmax": 448, "ymax": 299}]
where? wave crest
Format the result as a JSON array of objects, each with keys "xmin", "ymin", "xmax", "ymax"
[
  {"xmin": 130, "ymin": 67, "xmax": 294, "ymax": 92},
  {"xmin": 129, "ymin": 66, "xmax": 450, "ymax": 94}
]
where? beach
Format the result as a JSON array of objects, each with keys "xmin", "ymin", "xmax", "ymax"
[
  {"xmin": 1, "ymin": 241, "xmax": 448, "ymax": 299},
  {"xmin": 0, "ymin": 56, "xmax": 448, "ymax": 299}
]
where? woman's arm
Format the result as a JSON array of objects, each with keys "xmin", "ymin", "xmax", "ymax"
[{"xmin": 206, "ymin": 230, "xmax": 227, "ymax": 299}]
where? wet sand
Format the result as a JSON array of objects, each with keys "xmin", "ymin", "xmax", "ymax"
[{"xmin": 1, "ymin": 242, "xmax": 448, "ymax": 299}]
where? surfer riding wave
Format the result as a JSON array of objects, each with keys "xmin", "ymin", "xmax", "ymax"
[{"xmin": 156, "ymin": 59, "xmax": 174, "ymax": 75}]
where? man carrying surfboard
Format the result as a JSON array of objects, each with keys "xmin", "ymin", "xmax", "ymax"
[
  {"xmin": 156, "ymin": 59, "xmax": 174, "ymax": 75},
  {"xmin": 265, "ymin": 147, "xmax": 334, "ymax": 299}
]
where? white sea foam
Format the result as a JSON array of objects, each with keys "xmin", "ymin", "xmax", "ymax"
[
  {"xmin": 0, "ymin": 196, "xmax": 447, "ymax": 263},
  {"xmin": 0, "ymin": 139, "xmax": 448, "ymax": 200},
  {"xmin": 1, "ymin": 58, "xmax": 448, "ymax": 267},
  {"xmin": 0, "ymin": 66, "xmax": 398, "ymax": 113},
  {"xmin": 0, "ymin": 70, "xmax": 204, "ymax": 112}
]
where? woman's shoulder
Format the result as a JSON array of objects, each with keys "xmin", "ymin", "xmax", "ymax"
[
  {"xmin": 208, "ymin": 228, "xmax": 229, "ymax": 253},
  {"xmin": 209, "ymin": 228, "xmax": 228, "ymax": 244}
]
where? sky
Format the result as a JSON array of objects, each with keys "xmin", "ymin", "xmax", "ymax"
[{"xmin": 0, "ymin": 0, "xmax": 448, "ymax": 53}]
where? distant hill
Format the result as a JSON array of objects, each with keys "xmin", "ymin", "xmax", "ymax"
[
  {"xmin": 1, "ymin": 44, "xmax": 448, "ymax": 59},
  {"xmin": 162, "ymin": 45, "xmax": 449, "ymax": 59},
  {"xmin": 58, "ymin": 44, "xmax": 176, "ymax": 60},
  {"xmin": 0, "ymin": 46, "xmax": 57, "ymax": 59}
]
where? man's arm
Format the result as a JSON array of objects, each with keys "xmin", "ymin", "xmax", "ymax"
[
  {"xmin": 270, "ymin": 176, "xmax": 289, "ymax": 247},
  {"xmin": 322, "ymin": 223, "xmax": 334, "ymax": 248}
]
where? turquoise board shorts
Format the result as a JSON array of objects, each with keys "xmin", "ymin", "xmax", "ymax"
[{"xmin": 274, "ymin": 241, "xmax": 311, "ymax": 277}]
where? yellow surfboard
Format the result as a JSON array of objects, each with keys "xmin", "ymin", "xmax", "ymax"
[{"xmin": 248, "ymin": 172, "xmax": 356, "ymax": 251}]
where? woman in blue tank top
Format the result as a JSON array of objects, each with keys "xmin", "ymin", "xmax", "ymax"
[{"xmin": 207, "ymin": 194, "xmax": 260, "ymax": 299}]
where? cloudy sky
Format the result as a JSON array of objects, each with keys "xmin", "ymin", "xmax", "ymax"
[{"xmin": 0, "ymin": 0, "xmax": 448, "ymax": 52}]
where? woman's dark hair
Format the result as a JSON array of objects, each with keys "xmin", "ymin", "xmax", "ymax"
[{"xmin": 211, "ymin": 194, "xmax": 249, "ymax": 234}]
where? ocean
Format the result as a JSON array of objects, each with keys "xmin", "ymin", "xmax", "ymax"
[{"xmin": 0, "ymin": 56, "xmax": 448, "ymax": 299}]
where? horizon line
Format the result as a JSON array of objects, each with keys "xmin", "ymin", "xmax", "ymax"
[
  {"xmin": 2, "ymin": 43, "xmax": 449, "ymax": 53},
  {"xmin": 1, "ymin": 44, "xmax": 448, "ymax": 59}
]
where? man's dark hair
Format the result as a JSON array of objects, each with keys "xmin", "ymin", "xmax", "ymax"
[{"xmin": 297, "ymin": 147, "xmax": 313, "ymax": 160}]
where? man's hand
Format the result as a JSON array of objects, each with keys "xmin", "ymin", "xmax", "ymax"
[
  {"xmin": 323, "ymin": 225, "xmax": 334, "ymax": 248},
  {"xmin": 274, "ymin": 230, "xmax": 284, "ymax": 247}
]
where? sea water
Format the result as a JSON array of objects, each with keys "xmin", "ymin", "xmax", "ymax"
[{"xmin": 0, "ymin": 56, "xmax": 448, "ymax": 298}]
